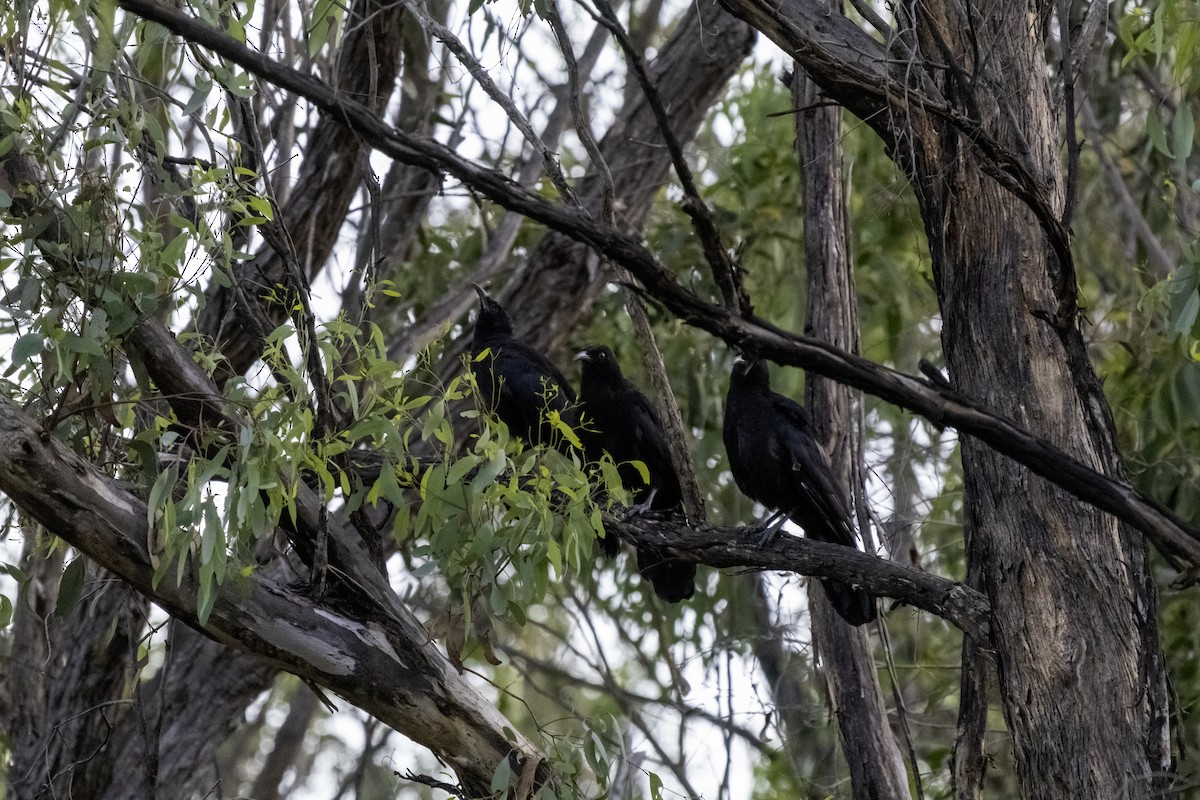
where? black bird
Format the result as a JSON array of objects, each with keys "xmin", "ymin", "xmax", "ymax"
[
  {"xmin": 723, "ymin": 357, "xmax": 876, "ymax": 626},
  {"xmin": 575, "ymin": 345, "xmax": 696, "ymax": 603},
  {"xmin": 470, "ymin": 284, "xmax": 578, "ymax": 450}
]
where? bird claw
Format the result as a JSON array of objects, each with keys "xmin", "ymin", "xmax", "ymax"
[
  {"xmin": 755, "ymin": 524, "xmax": 779, "ymax": 547},
  {"xmin": 626, "ymin": 488, "xmax": 659, "ymax": 517},
  {"xmin": 753, "ymin": 510, "xmax": 788, "ymax": 546}
]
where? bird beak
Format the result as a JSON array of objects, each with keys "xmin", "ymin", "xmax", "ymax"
[
  {"xmin": 471, "ymin": 282, "xmax": 489, "ymax": 301},
  {"xmin": 573, "ymin": 350, "xmax": 591, "ymax": 362}
]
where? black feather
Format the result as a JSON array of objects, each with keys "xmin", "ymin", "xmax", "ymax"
[
  {"xmin": 470, "ymin": 284, "xmax": 578, "ymax": 451},
  {"xmin": 723, "ymin": 358, "xmax": 876, "ymax": 625},
  {"xmin": 576, "ymin": 345, "xmax": 695, "ymax": 603}
]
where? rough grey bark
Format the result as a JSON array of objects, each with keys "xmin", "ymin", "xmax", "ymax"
[
  {"xmin": 904, "ymin": 4, "xmax": 1171, "ymax": 796},
  {"xmin": 6, "ymin": 543, "xmax": 149, "ymax": 800},
  {"xmin": 794, "ymin": 67, "xmax": 911, "ymax": 800},
  {"xmin": 99, "ymin": 623, "xmax": 279, "ymax": 800},
  {"xmin": 706, "ymin": 0, "xmax": 1173, "ymax": 795}
]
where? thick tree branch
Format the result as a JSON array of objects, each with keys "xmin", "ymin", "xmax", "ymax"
[
  {"xmin": 335, "ymin": 449, "xmax": 989, "ymax": 637},
  {"xmin": 795, "ymin": 61, "xmax": 911, "ymax": 799},
  {"xmin": 607, "ymin": 512, "xmax": 990, "ymax": 643},
  {"xmin": 0, "ymin": 395, "xmax": 533, "ymax": 797},
  {"xmin": 114, "ymin": 0, "xmax": 1200, "ymax": 567}
]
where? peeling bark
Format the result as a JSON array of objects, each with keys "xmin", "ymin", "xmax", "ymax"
[{"xmin": 0, "ymin": 396, "xmax": 540, "ymax": 796}]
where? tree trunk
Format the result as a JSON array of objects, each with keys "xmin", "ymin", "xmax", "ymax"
[
  {"xmin": 904, "ymin": 3, "xmax": 1172, "ymax": 796},
  {"xmin": 795, "ymin": 68, "xmax": 911, "ymax": 800},
  {"xmin": 8, "ymin": 548, "xmax": 146, "ymax": 800},
  {"xmin": 709, "ymin": 0, "xmax": 1173, "ymax": 794}
]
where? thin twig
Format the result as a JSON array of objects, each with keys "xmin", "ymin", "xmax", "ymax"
[
  {"xmin": 582, "ymin": 0, "xmax": 750, "ymax": 315},
  {"xmin": 396, "ymin": 771, "xmax": 469, "ymax": 798},
  {"xmin": 396, "ymin": 0, "xmax": 578, "ymax": 206},
  {"xmin": 229, "ymin": 89, "xmax": 334, "ymax": 594},
  {"xmin": 1078, "ymin": 99, "xmax": 1174, "ymax": 278},
  {"xmin": 544, "ymin": 0, "xmax": 612, "ymax": 220},
  {"xmin": 498, "ymin": 643, "xmax": 774, "ymax": 755},
  {"xmin": 878, "ymin": 615, "xmax": 925, "ymax": 799}
]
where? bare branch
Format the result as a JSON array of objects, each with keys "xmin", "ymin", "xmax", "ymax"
[
  {"xmin": 847, "ymin": 0, "xmax": 892, "ymax": 41},
  {"xmin": 607, "ymin": 512, "xmax": 991, "ymax": 643},
  {"xmin": 115, "ymin": 0, "xmax": 1200, "ymax": 567},
  {"xmin": 583, "ymin": 0, "xmax": 749, "ymax": 315},
  {"xmin": 396, "ymin": 0, "xmax": 577, "ymax": 206}
]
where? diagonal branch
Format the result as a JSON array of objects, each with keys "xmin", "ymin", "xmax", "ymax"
[
  {"xmin": 394, "ymin": 0, "xmax": 577, "ymax": 206},
  {"xmin": 115, "ymin": 0, "xmax": 1200, "ymax": 567},
  {"xmin": 582, "ymin": 0, "xmax": 750, "ymax": 315},
  {"xmin": 0, "ymin": 394, "xmax": 537, "ymax": 797}
]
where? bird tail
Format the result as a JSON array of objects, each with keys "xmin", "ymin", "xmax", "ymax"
[
  {"xmin": 597, "ymin": 527, "xmax": 621, "ymax": 559},
  {"xmin": 636, "ymin": 549, "xmax": 696, "ymax": 603},
  {"xmin": 820, "ymin": 579, "xmax": 877, "ymax": 626}
]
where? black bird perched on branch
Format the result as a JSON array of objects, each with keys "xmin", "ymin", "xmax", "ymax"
[
  {"xmin": 575, "ymin": 345, "xmax": 696, "ymax": 603},
  {"xmin": 723, "ymin": 357, "xmax": 876, "ymax": 626},
  {"xmin": 470, "ymin": 284, "xmax": 578, "ymax": 450}
]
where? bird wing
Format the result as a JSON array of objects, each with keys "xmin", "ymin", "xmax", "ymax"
[
  {"xmin": 722, "ymin": 382, "xmax": 767, "ymax": 503},
  {"xmin": 624, "ymin": 388, "xmax": 682, "ymax": 509},
  {"xmin": 488, "ymin": 342, "xmax": 575, "ymax": 407},
  {"xmin": 475, "ymin": 339, "xmax": 578, "ymax": 447},
  {"xmin": 583, "ymin": 375, "xmax": 682, "ymax": 509},
  {"xmin": 770, "ymin": 394, "xmax": 857, "ymax": 548}
]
